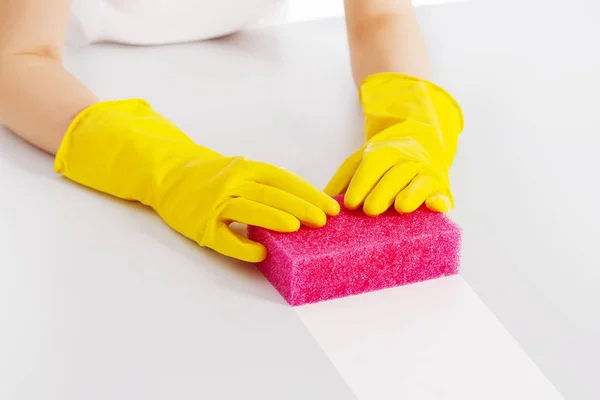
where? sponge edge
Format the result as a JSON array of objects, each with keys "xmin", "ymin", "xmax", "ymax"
[{"xmin": 248, "ymin": 196, "xmax": 461, "ymax": 306}]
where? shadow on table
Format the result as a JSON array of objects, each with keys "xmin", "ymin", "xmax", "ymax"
[{"xmin": 122, "ymin": 199, "xmax": 287, "ymax": 306}]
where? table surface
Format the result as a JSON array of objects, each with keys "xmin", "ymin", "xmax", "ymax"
[
  {"xmin": 3, "ymin": 0, "xmax": 596, "ymax": 398},
  {"xmin": 421, "ymin": 1, "xmax": 600, "ymax": 399}
]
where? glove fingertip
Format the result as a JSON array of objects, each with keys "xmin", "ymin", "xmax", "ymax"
[
  {"xmin": 325, "ymin": 198, "xmax": 341, "ymax": 216},
  {"xmin": 279, "ymin": 216, "xmax": 301, "ymax": 233},
  {"xmin": 232, "ymin": 236, "xmax": 268, "ymax": 263},
  {"xmin": 394, "ymin": 191, "xmax": 421, "ymax": 214},
  {"xmin": 395, "ymin": 201, "xmax": 418, "ymax": 214},
  {"xmin": 245, "ymin": 243, "xmax": 268, "ymax": 263},
  {"xmin": 425, "ymin": 194, "xmax": 451, "ymax": 213},
  {"xmin": 363, "ymin": 198, "xmax": 385, "ymax": 217},
  {"xmin": 324, "ymin": 179, "xmax": 346, "ymax": 198},
  {"xmin": 314, "ymin": 210, "xmax": 329, "ymax": 227},
  {"xmin": 343, "ymin": 188, "xmax": 366, "ymax": 210}
]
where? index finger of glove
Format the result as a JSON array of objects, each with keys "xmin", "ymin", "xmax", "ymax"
[
  {"xmin": 344, "ymin": 147, "xmax": 400, "ymax": 210},
  {"xmin": 231, "ymin": 183, "xmax": 328, "ymax": 228},
  {"xmin": 324, "ymin": 149, "xmax": 363, "ymax": 197},
  {"xmin": 255, "ymin": 163, "xmax": 340, "ymax": 216},
  {"xmin": 220, "ymin": 197, "xmax": 300, "ymax": 233}
]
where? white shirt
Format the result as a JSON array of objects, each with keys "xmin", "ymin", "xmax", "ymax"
[{"xmin": 67, "ymin": 0, "xmax": 285, "ymax": 46}]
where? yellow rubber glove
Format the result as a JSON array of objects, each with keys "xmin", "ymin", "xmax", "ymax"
[
  {"xmin": 325, "ymin": 72, "xmax": 464, "ymax": 216},
  {"xmin": 55, "ymin": 99, "xmax": 340, "ymax": 262}
]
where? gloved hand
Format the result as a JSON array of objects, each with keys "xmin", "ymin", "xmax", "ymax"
[
  {"xmin": 55, "ymin": 99, "xmax": 340, "ymax": 262},
  {"xmin": 325, "ymin": 72, "xmax": 464, "ymax": 216}
]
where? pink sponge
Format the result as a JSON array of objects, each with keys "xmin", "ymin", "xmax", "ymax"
[{"xmin": 248, "ymin": 195, "xmax": 461, "ymax": 306}]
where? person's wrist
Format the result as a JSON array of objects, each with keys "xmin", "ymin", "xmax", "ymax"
[{"xmin": 145, "ymin": 141, "xmax": 226, "ymax": 210}]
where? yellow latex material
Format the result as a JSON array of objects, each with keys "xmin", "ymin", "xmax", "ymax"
[
  {"xmin": 55, "ymin": 99, "xmax": 340, "ymax": 262},
  {"xmin": 325, "ymin": 72, "xmax": 464, "ymax": 216}
]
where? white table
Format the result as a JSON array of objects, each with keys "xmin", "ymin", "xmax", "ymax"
[
  {"xmin": 421, "ymin": 1, "xmax": 600, "ymax": 399},
  {"xmin": 0, "ymin": 3, "xmax": 574, "ymax": 399}
]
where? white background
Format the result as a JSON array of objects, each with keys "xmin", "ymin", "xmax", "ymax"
[{"xmin": 263, "ymin": 0, "xmax": 469, "ymax": 25}]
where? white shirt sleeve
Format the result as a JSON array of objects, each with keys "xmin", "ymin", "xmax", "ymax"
[{"xmin": 67, "ymin": 0, "xmax": 286, "ymax": 46}]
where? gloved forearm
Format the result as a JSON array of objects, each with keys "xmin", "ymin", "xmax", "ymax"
[
  {"xmin": 326, "ymin": 73, "xmax": 463, "ymax": 216},
  {"xmin": 54, "ymin": 100, "xmax": 196, "ymax": 206},
  {"xmin": 337, "ymin": 1, "xmax": 463, "ymax": 216},
  {"xmin": 56, "ymin": 100, "xmax": 340, "ymax": 262}
]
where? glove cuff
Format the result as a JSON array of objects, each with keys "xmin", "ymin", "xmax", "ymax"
[
  {"xmin": 54, "ymin": 99, "xmax": 198, "ymax": 206},
  {"xmin": 359, "ymin": 72, "xmax": 464, "ymax": 141}
]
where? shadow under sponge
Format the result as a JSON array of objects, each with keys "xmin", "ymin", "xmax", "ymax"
[{"xmin": 247, "ymin": 195, "xmax": 461, "ymax": 306}]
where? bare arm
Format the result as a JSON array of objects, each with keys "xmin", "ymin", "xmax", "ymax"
[
  {"xmin": 343, "ymin": 0, "xmax": 431, "ymax": 85},
  {"xmin": 0, "ymin": 0, "xmax": 98, "ymax": 154}
]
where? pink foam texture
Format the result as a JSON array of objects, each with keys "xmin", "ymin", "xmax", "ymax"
[{"xmin": 248, "ymin": 195, "xmax": 461, "ymax": 306}]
